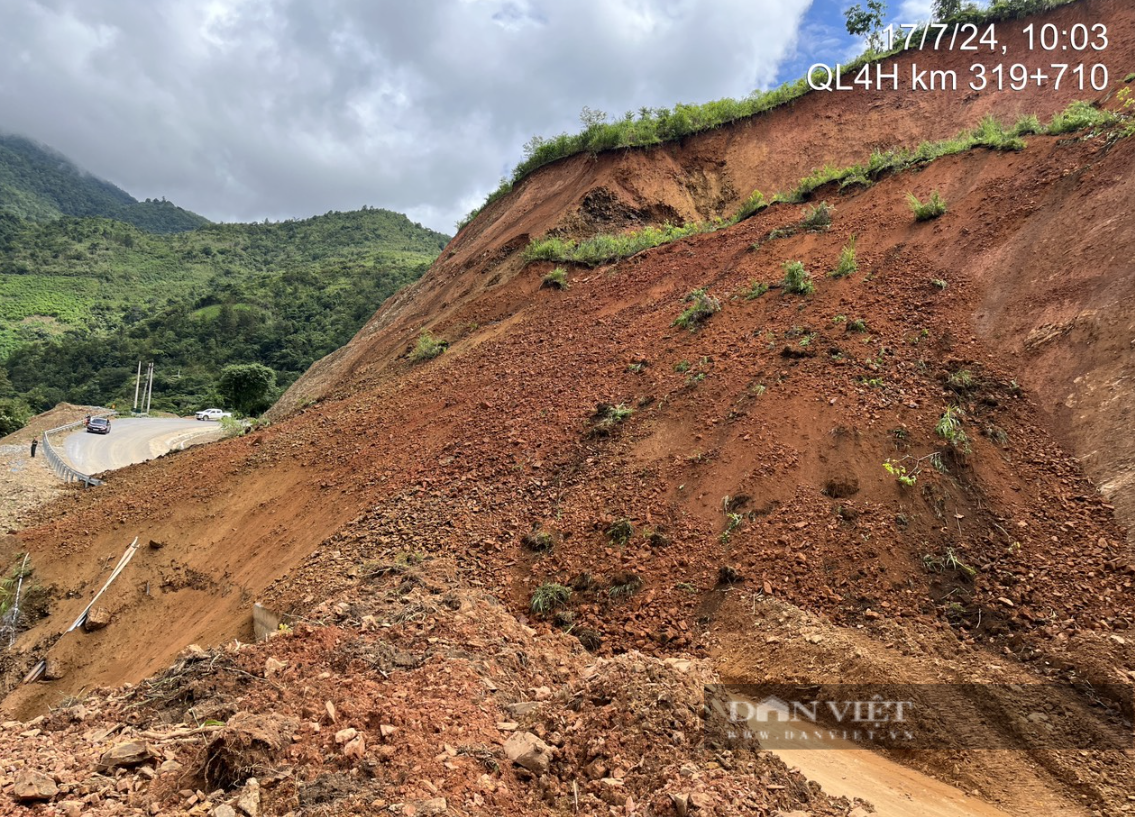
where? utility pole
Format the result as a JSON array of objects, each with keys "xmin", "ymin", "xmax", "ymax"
[
  {"xmin": 144, "ymin": 363, "xmax": 154, "ymax": 415},
  {"xmin": 133, "ymin": 361, "xmax": 142, "ymax": 412}
]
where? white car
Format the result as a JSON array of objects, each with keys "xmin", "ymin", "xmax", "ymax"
[{"xmin": 195, "ymin": 408, "xmax": 233, "ymax": 421}]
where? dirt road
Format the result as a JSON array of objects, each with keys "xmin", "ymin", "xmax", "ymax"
[{"xmin": 60, "ymin": 418, "xmax": 223, "ymax": 475}]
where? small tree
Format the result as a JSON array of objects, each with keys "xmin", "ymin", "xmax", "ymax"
[
  {"xmin": 844, "ymin": 0, "xmax": 888, "ymax": 51},
  {"xmin": 932, "ymin": 0, "xmax": 964, "ymax": 20},
  {"xmin": 217, "ymin": 362, "xmax": 276, "ymax": 416}
]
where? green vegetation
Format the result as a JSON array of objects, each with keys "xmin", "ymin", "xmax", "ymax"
[
  {"xmin": 935, "ymin": 406, "xmax": 971, "ymax": 453},
  {"xmin": 217, "ymin": 362, "xmax": 276, "ymax": 416},
  {"xmin": 800, "ymin": 201, "xmax": 833, "ymax": 231},
  {"xmin": 907, "ymin": 191, "xmax": 949, "ymax": 221},
  {"xmin": 541, "ymin": 267, "xmax": 569, "ymax": 290},
  {"xmin": 780, "ymin": 261, "xmax": 814, "ymax": 295},
  {"xmin": 410, "ymin": 330, "xmax": 448, "ymax": 363},
  {"xmin": 744, "ymin": 281, "xmax": 769, "ymax": 300},
  {"xmin": 519, "ymin": 102, "xmax": 1130, "ymax": 276},
  {"xmin": 0, "ymin": 134, "xmax": 208, "ymax": 233},
  {"xmin": 734, "ymin": 189, "xmax": 769, "ymax": 222},
  {"xmin": 530, "ymin": 583, "xmax": 572, "ymax": 615},
  {"xmin": 606, "ymin": 518, "xmax": 634, "ymax": 546},
  {"xmin": 830, "ymin": 235, "xmax": 858, "ymax": 278},
  {"xmin": 883, "ymin": 459, "xmax": 917, "ymax": 487},
  {"xmin": 524, "ymin": 222, "xmax": 710, "ymax": 267},
  {"xmin": 1047, "ymin": 100, "xmax": 1118, "ymax": 135},
  {"xmin": 591, "ymin": 403, "xmax": 634, "ymax": 436},
  {"xmin": 672, "ymin": 288, "xmax": 721, "ymax": 331},
  {"xmin": 1, "ymin": 208, "xmax": 449, "ymax": 416}
]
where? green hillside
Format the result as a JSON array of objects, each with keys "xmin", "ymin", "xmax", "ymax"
[
  {"xmin": 0, "ymin": 133, "xmax": 209, "ymax": 233},
  {"xmin": 0, "ymin": 208, "xmax": 449, "ymax": 415}
]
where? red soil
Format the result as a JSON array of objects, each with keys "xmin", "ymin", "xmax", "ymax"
[{"xmin": 2, "ymin": 2, "xmax": 1134, "ymax": 814}]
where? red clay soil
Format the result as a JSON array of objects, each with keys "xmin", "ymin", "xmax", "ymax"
[
  {"xmin": 1, "ymin": 2, "xmax": 1134, "ymax": 815},
  {"xmin": 0, "ymin": 567, "xmax": 862, "ymax": 816}
]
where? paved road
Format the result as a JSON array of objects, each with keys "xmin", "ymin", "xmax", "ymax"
[{"xmin": 61, "ymin": 418, "xmax": 223, "ymax": 475}]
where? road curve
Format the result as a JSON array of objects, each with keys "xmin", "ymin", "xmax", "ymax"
[{"xmin": 60, "ymin": 418, "xmax": 223, "ymax": 475}]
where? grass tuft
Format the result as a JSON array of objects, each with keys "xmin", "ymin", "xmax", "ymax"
[
  {"xmin": 530, "ymin": 583, "xmax": 572, "ymax": 616},
  {"xmin": 907, "ymin": 191, "xmax": 948, "ymax": 221},
  {"xmin": 829, "ymin": 235, "xmax": 858, "ymax": 278},
  {"xmin": 410, "ymin": 330, "xmax": 448, "ymax": 362},
  {"xmin": 672, "ymin": 288, "xmax": 721, "ymax": 331},
  {"xmin": 781, "ymin": 261, "xmax": 814, "ymax": 295}
]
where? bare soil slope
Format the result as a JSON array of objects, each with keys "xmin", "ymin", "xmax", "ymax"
[{"xmin": 2, "ymin": 2, "xmax": 1134, "ymax": 815}]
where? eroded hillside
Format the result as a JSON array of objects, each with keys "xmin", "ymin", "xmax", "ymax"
[{"xmin": 1, "ymin": 1, "xmax": 1133, "ymax": 815}]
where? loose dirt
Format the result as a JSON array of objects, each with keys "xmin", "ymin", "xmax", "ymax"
[{"xmin": 2, "ymin": 2, "xmax": 1134, "ymax": 815}]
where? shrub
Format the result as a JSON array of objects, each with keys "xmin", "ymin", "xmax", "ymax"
[
  {"xmin": 1047, "ymin": 101, "xmax": 1117, "ymax": 135},
  {"xmin": 542, "ymin": 267, "xmax": 569, "ymax": 290},
  {"xmin": 801, "ymin": 201, "xmax": 833, "ymax": 231},
  {"xmin": 672, "ymin": 288, "xmax": 721, "ymax": 331},
  {"xmin": 608, "ymin": 572, "xmax": 643, "ymax": 599},
  {"xmin": 591, "ymin": 403, "xmax": 634, "ymax": 436},
  {"xmin": 521, "ymin": 529, "xmax": 554, "ymax": 552},
  {"xmin": 410, "ymin": 330, "xmax": 448, "ymax": 362},
  {"xmin": 530, "ymin": 583, "xmax": 572, "ymax": 615},
  {"xmin": 744, "ymin": 281, "xmax": 769, "ymax": 300},
  {"xmin": 907, "ymin": 191, "xmax": 948, "ymax": 221},
  {"xmin": 1010, "ymin": 114, "xmax": 1042, "ymax": 137},
  {"xmin": 830, "ymin": 235, "xmax": 858, "ymax": 278},
  {"xmin": 883, "ymin": 459, "xmax": 917, "ymax": 487},
  {"xmin": 935, "ymin": 406, "xmax": 970, "ymax": 453},
  {"xmin": 733, "ymin": 189, "xmax": 768, "ymax": 222},
  {"xmin": 781, "ymin": 261, "xmax": 814, "ymax": 295},
  {"xmin": 606, "ymin": 518, "xmax": 634, "ymax": 546}
]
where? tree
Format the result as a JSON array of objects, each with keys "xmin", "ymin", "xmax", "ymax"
[
  {"xmin": 932, "ymin": 0, "xmax": 964, "ymax": 19},
  {"xmin": 0, "ymin": 397, "xmax": 32, "ymax": 437},
  {"xmin": 844, "ymin": 1, "xmax": 887, "ymax": 51},
  {"xmin": 217, "ymin": 363, "xmax": 276, "ymax": 416}
]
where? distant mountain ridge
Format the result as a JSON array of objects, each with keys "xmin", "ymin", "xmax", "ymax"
[{"xmin": 0, "ymin": 132, "xmax": 209, "ymax": 233}]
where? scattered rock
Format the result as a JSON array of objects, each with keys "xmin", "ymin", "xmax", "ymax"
[
  {"xmin": 505, "ymin": 702, "xmax": 540, "ymax": 719},
  {"xmin": 234, "ymin": 779, "xmax": 260, "ymax": 817},
  {"xmin": 503, "ymin": 731, "xmax": 552, "ymax": 774},
  {"xmin": 689, "ymin": 792, "xmax": 715, "ymax": 810},
  {"xmin": 343, "ymin": 734, "xmax": 366, "ymax": 759},
  {"xmin": 42, "ymin": 657, "xmax": 65, "ymax": 681},
  {"xmin": 212, "ymin": 805, "xmax": 237, "ymax": 817},
  {"xmin": 334, "ymin": 727, "xmax": 358, "ymax": 744},
  {"xmin": 13, "ymin": 769, "xmax": 58, "ymax": 802},
  {"xmin": 670, "ymin": 792, "xmax": 690, "ymax": 816},
  {"xmin": 97, "ymin": 740, "xmax": 156, "ymax": 771},
  {"xmin": 264, "ymin": 657, "xmax": 287, "ymax": 677},
  {"xmin": 598, "ymin": 778, "xmax": 627, "ymax": 806},
  {"xmin": 416, "ymin": 797, "xmax": 448, "ymax": 815},
  {"xmin": 83, "ymin": 606, "xmax": 112, "ymax": 632}
]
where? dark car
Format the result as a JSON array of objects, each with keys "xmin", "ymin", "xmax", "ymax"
[{"xmin": 86, "ymin": 417, "xmax": 111, "ymax": 435}]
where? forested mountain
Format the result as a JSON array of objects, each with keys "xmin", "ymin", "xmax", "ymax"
[
  {"xmin": 0, "ymin": 208, "xmax": 449, "ymax": 418},
  {"xmin": 0, "ymin": 133, "xmax": 209, "ymax": 233}
]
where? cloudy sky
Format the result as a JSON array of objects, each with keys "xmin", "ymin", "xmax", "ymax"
[{"xmin": 0, "ymin": 0, "xmax": 934, "ymax": 233}]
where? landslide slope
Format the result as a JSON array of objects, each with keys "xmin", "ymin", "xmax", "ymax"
[{"xmin": 1, "ymin": 2, "xmax": 1134, "ymax": 814}]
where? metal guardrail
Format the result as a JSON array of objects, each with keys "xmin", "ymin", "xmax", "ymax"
[{"xmin": 41, "ymin": 410, "xmax": 117, "ymax": 489}]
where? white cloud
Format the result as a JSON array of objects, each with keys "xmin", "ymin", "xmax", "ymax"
[{"xmin": 0, "ymin": 0, "xmax": 812, "ymax": 231}]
